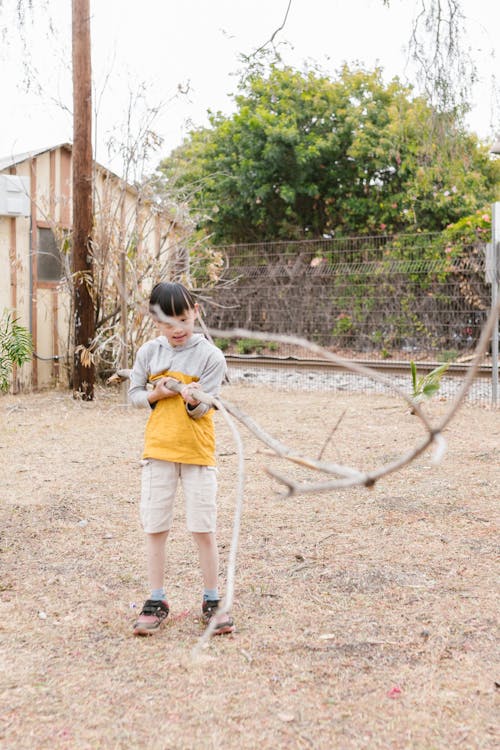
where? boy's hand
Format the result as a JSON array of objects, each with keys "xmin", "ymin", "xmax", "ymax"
[
  {"xmin": 180, "ymin": 384, "xmax": 201, "ymax": 407},
  {"xmin": 147, "ymin": 378, "xmax": 178, "ymax": 404}
]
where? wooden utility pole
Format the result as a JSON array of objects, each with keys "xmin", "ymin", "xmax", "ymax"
[
  {"xmin": 72, "ymin": 0, "xmax": 95, "ymax": 400},
  {"xmin": 119, "ymin": 192, "xmax": 128, "ymax": 403}
]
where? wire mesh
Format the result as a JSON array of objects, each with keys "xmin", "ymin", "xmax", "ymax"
[{"xmin": 196, "ymin": 234, "xmax": 496, "ymax": 407}]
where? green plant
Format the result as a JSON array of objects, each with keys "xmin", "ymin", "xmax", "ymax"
[
  {"xmin": 442, "ymin": 208, "xmax": 492, "ymax": 252},
  {"xmin": 214, "ymin": 337, "xmax": 230, "ymax": 352},
  {"xmin": 235, "ymin": 338, "xmax": 264, "ymax": 355},
  {"xmin": 0, "ymin": 311, "xmax": 33, "ymax": 391},
  {"xmin": 410, "ymin": 360, "xmax": 450, "ymax": 409},
  {"xmin": 439, "ymin": 350, "xmax": 459, "ymax": 362},
  {"xmin": 333, "ymin": 314, "xmax": 354, "ymax": 341}
]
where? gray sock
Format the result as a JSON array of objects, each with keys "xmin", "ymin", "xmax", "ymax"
[
  {"xmin": 203, "ymin": 588, "xmax": 219, "ymax": 602},
  {"xmin": 150, "ymin": 588, "xmax": 166, "ymax": 601}
]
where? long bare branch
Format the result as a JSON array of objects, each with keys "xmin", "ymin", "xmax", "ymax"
[
  {"xmin": 434, "ymin": 298, "xmax": 499, "ymax": 432},
  {"xmin": 149, "ymin": 377, "xmax": 245, "ymax": 653},
  {"xmin": 205, "ymin": 326, "xmax": 435, "ymax": 432},
  {"xmin": 113, "ymin": 297, "xmax": 497, "ymax": 650},
  {"xmin": 220, "ymin": 397, "xmax": 363, "ymax": 480},
  {"xmin": 250, "ymin": 0, "xmax": 293, "ymax": 58}
]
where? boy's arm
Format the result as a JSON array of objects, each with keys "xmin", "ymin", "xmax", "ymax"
[
  {"xmin": 128, "ymin": 346, "xmax": 152, "ymax": 408},
  {"xmin": 183, "ymin": 350, "xmax": 227, "ymax": 419}
]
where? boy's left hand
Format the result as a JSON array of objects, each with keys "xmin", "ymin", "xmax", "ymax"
[{"xmin": 180, "ymin": 385, "xmax": 201, "ymax": 407}]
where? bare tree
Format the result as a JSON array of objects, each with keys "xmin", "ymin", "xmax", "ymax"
[
  {"xmin": 413, "ymin": 1, "xmax": 472, "ymax": 113},
  {"xmin": 242, "ymin": 0, "xmax": 477, "ymax": 119}
]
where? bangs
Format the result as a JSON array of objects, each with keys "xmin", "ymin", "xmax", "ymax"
[{"xmin": 149, "ymin": 282, "xmax": 196, "ymax": 319}]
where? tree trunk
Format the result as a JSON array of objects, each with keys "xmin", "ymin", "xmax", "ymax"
[{"xmin": 72, "ymin": 0, "xmax": 95, "ymax": 400}]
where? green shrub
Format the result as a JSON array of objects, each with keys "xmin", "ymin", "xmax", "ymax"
[
  {"xmin": 0, "ymin": 311, "xmax": 33, "ymax": 391},
  {"xmin": 214, "ymin": 337, "xmax": 230, "ymax": 352},
  {"xmin": 332, "ymin": 314, "xmax": 354, "ymax": 341},
  {"xmin": 439, "ymin": 350, "xmax": 459, "ymax": 362},
  {"xmin": 235, "ymin": 338, "xmax": 264, "ymax": 354}
]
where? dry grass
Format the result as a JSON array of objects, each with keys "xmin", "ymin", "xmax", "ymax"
[{"xmin": 0, "ymin": 384, "xmax": 499, "ymax": 749}]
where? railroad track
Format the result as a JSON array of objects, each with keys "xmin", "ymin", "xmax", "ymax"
[{"xmin": 225, "ymin": 354, "xmax": 494, "ymax": 378}]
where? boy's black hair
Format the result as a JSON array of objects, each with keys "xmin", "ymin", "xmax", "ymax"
[{"xmin": 149, "ymin": 282, "xmax": 196, "ymax": 319}]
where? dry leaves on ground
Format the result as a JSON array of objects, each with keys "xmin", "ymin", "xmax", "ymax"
[{"xmin": 0, "ymin": 384, "xmax": 499, "ymax": 749}]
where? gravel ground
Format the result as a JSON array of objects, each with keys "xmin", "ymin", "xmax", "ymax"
[{"xmin": 227, "ymin": 365, "xmax": 497, "ymax": 407}]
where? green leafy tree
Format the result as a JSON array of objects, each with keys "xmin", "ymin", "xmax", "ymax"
[
  {"xmin": 158, "ymin": 64, "xmax": 500, "ymax": 244},
  {"xmin": 0, "ymin": 311, "xmax": 33, "ymax": 391}
]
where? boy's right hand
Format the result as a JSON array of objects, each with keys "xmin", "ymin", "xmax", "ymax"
[{"xmin": 147, "ymin": 378, "xmax": 178, "ymax": 404}]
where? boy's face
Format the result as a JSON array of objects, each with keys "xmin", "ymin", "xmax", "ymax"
[{"xmin": 154, "ymin": 305, "xmax": 198, "ymax": 347}]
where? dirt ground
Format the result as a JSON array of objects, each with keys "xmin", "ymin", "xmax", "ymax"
[{"xmin": 0, "ymin": 383, "xmax": 498, "ymax": 750}]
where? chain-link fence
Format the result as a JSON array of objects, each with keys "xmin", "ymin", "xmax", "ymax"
[
  {"xmin": 200, "ymin": 234, "xmax": 490, "ymax": 356},
  {"xmin": 196, "ymin": 234, "xmax": 497, "ymax": 406}
]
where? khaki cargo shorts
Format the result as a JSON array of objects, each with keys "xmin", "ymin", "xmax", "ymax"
[{"xmin": 140, "ymin": 459, "xmax": 217, "ymax": 533}]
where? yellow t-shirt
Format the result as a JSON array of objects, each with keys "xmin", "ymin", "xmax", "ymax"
[
  {"xmin": 143, "ymin": 370, "xmax": 216, "ymax": 465},
  {"xmin": 129, "ymin": 334, "xmax": 226, "ymax": 466}
]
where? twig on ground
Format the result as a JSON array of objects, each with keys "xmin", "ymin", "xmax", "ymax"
[{"xmin": 317, "ymin": 409, "xmax": 346, "ymax": 460}]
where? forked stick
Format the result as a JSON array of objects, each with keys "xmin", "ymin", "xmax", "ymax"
[{"xmin": 121, "ymin": 299, "xmax": 499, "ymax": 649}]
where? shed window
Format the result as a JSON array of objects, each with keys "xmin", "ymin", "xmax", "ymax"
[{"xmin": 38, "ymin": 227, "xmax": 62, "ymax": 281}]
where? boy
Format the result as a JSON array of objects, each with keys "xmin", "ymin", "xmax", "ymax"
[{"xmin": 128, "ymin": 281, "xmax": 234, "ymax": 636}]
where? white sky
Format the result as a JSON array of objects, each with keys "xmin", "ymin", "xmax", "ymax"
[{"xmin": 1, "ymin": 0, "xmax": 499, "ymax": 176}]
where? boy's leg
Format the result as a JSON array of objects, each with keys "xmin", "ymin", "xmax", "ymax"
[
  {"xmin": 146, "ymin": 530, "xmax": 169, "ymax": 593},
  {"xmin": 192, "ymin": 531, "xmax": 234, "ymax": 634},
  {"xmin": 140, "ymin": 458, "xmax": 178, "ymax": 594},
  {"xmin": 134, "ymin": 460, "xmax": 177, "ymax": 635},
  {"xmin": 182, "ymin": 464, "xmax": 234, "ymax": 634},
  {"xmin": 191, "ymin": 531, "xmax": 218, "ymax": 592},
  {"xmin": 133, "ymin": 530, "xmax": 170, "ymax": 635},
  {"xmin": 181, "ymin": 463, "xmax": 220, "ymax": 593}
]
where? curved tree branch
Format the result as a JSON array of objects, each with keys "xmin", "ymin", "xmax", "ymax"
[{"xmin": 114, "ymin": 295, "xmax": 498, "ymax": 649}]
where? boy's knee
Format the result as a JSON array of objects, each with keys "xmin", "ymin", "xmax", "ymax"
[
  {"xmin": 146, "ymin": 530, "xmax": 169, "ymax": 540},
  {"xmin": 191, "ymin": 530, "xmax": 215, "ymax": 545}
]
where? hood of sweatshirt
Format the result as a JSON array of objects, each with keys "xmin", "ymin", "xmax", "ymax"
[{"xmin": 156, "ymin": 332, "xmax": 206, "ymax": 353}]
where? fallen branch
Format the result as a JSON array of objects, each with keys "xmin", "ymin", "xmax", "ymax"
[{"xmin": 111, "ymin": 297, "xmax": 499, "ymax": 650}]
